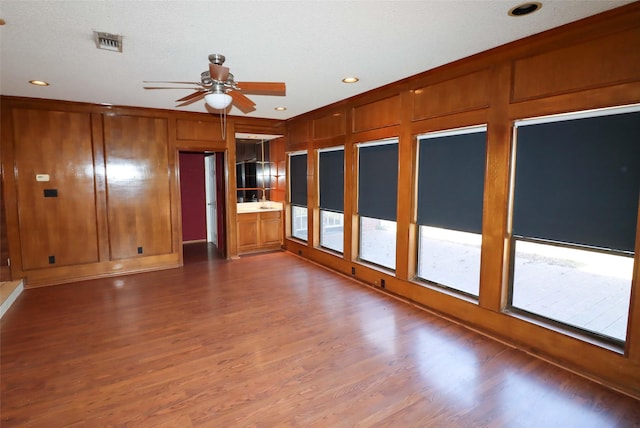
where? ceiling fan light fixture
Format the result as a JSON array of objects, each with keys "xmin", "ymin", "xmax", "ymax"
[{"xmin": 204, "ymin": 93, "xmax": 232, "ymax": 109}]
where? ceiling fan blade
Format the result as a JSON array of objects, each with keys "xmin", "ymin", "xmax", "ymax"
[
  {"xmin": 143, "ymin": 80, "xmax": 202, "ymax": 85},
  {"xmin": 176, "ymin": 90, "xmax": 207, "ymax": 103},
  {"xmin": 209, "ymin": 63, "xmax": 230, "ymax": 82},
  {"xmin": 176, "ymin": 91, "xmax": 206, "ymax": 107},
  {"xmin": 235, "ymin": 82, "xmax": 286, "ymax": 96},
  {"xmin": 229, "ymin": 90, "xmax": 256, "ymax": 114},
  {"xmin": 144, "ymin": 86, "xmax": 200, "ymax": 90}
]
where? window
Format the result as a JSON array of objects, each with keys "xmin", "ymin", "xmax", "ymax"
[
  {"xmin": 416, "ymin": 127, "xmax": 486, "ymax": 297},
  {"xmin": 358, "ymin": 140, "xmax": 398, "ymax": 270},
  {"xmin": 318, "ymin": 148, "xmax": 344, "ymax": 253},
  {"xmin": 510, "ymin": 106, "xmax": 640, "ymax": 343},
  {"xmin": 289, "ymin": 152, "xmax": 308, "ymax": 241}
]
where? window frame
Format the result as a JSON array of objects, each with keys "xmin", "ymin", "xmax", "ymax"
[
  {"xmin": 288, "ymin": 150, "xmax": 308, "ymax": 242},
  {"xmin": 317, "ymin": 146, "xmax": 345, "ymax": 254},
  {"xmin": 414, "ymin": 125, "xmax": 487, "ymax": 298},
  {"xmin": 507, "ymin": 104, "xmax": 640, "ymax": 345},
  {"xmin": 356, "ymin": 138, "xmax": 399, "ymax": 271}
]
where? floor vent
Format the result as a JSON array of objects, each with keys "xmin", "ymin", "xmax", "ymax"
[{"xmin": 94, "ymin": 31, "xmax": 123, "ymax": 52}]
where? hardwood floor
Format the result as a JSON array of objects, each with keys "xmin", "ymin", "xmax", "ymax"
[{"xmin": 1, "ymin": 243, "xmax": 638, "ymax": 427}]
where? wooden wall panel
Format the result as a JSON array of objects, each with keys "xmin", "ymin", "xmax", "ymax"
[
  {"xmin": 269, "ymin": 137, "xmax": 286, "ymax": 203},
  {"xmin": 479, "ymin": 63, "xmax": 512, "ymax": 311},
  {"xmin": 12, "ymin": 109, "xmax": 99, "ymax": 270},
  {"xmin": 413, "ymin": 69, "xmax": 491, "ymax": 120},
  {"xmin": 512, "ymin": 27, "xmax": 640, "ymax": 102},
  {"xmin": 312, "ymin": 111, "xmax": 346, "ymax": 140},
  {"xmin": 103, "ymin": 115, "xmax": 173, "ymax": 260},
  {"xmin": 352, "ymin": 95, "xmax": 400, "ymax": 133},
  {"xmin": 0, "ymin": 173, "xmax": 11, "ymax": 280},
  {"xmin": 287, "ymin": 121, "xmax": 309, "ymax": 150},
  {"xmin": 176, "ymin": 119, "xmax": 223, "ymax": 141}
]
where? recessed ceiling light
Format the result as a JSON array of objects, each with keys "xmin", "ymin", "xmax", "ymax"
[
  {"xmin": 508, "ymin": 2, "xmax": 542, "ymax": 16},
  {"xmin": 274, "ymin": 106, "xmax": 287, "ymax": 111},
  {"xmin": 342, "ymin": 77, "xmax": 359, "ymax": 83},
  {"xmin": 29, "ymin": 80, "xmax": 49, "ymax": 86}
]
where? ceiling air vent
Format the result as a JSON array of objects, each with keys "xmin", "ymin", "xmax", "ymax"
[{"xmin": 94, "ymin": 31, "xmax": 123, "ymax": 52}]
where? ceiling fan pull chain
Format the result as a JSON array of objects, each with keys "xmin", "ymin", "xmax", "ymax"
[{"xmin": 219, "ymin": 109, "xmax": 227, "ymax": 140}]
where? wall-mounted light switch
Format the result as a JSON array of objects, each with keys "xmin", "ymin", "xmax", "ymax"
[{"xmin": 36, "ymin": 174, "xmax": 50, "ymax": 182}]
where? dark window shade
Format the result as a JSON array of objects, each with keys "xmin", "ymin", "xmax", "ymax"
[
  {"xmin": 417, "ymin": 131, "xmax": 486, "ymax": 233},
  {"xmin": 358, "ymin": 143, "xmax": 398, "ymax": 222},
  {"xmin": 513, "ymin": 111, "xmax": 640, "ymax": 252},
  {"xmin": 290, "ymin": 153, "xmax": 308, "ymax": 207},
  {"xmin": 319, "ymin": 150, "xmax": 344, "ymax": 212}
]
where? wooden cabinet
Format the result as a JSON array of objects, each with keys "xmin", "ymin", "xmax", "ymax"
[
  {"xmin": 237, "ymin": 210, "xmax": 282, "ymax": 254},
  {"xmin": 237, "ymin": 212, "xmax": 260, "ymax": 252},
  {"xmin": 259, "ymin": 211, "xmax": 283, "ymax": 246}
]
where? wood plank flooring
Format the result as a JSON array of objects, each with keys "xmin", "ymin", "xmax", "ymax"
[{"xmin": 1, "ymin": 243, "xmax": 639, "ymax": 427}]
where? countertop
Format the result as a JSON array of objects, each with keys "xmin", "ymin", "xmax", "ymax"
[{"xmin": 237, "ymin": 201, "xmax": 284, "ymax": 213}]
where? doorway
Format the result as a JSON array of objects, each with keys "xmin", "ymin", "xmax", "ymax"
[
  {"xmin": 205, "ymin": 154, "xmax": 217, "ymax": 245},
  {"xmin": 179, "ymin": 151, "xmax": 226, "ymax": 262}
]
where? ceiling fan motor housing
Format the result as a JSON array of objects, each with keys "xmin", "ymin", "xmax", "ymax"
[
  {"xmin": 208, "ymin": 54, "xmax": 225, "ymax": 65},
  {"xmin": 200, "ymin": 71, "xmax": 212, "ymax": 85}
]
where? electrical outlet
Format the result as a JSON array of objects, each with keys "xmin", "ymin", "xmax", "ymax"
[
  {"xmin": 351, "ymin": 267, "xmax": 355, "ymax": 275},
  {"xmin": 381, "ymin": 279, "xmax": 386, "ymax": 289}
]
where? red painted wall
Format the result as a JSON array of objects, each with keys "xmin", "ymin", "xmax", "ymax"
[{"xmin": 179, "ymin": 153, "xmax": 207, "ymax": 242}]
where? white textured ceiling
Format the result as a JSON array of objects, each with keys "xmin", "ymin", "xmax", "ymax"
[{"xmin": 0, "ymin": 1, "xmax": 633, "ymax": 120}]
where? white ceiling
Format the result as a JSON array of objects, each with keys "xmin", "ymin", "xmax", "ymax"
[{"xmin": 0, "ymin": 1, "xmax": 633, "ymax": 120}]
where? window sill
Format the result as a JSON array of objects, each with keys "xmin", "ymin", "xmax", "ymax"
[
  {"xmin": 411, "ymin": 278, "xmax": 479, "ymax": 305},
  {"xmin": 354, "ymin": 258, "xmax": 396, "ymax": 276},
  {"xmin": 315, "ymin": 245, "xmax": 344, "ymax": 258},
  {"xmin": 504, "ymin": 308, "xmax": 625, "ymax": 355}
]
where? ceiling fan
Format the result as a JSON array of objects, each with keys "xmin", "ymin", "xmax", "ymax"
[{"xmin": 143, "ymin": 54, "xmax": 286, "ymax": 114}]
